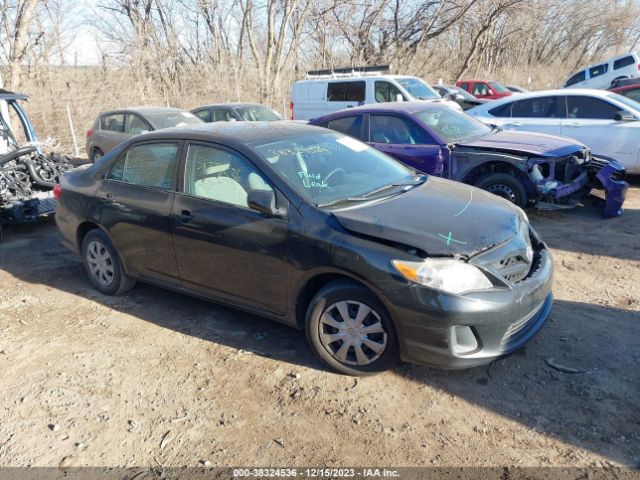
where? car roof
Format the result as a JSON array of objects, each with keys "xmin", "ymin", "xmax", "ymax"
[
  {"xmin": 101, "ymin": 106, "xmax": 185, "ymax": 115},
  {"xmin": 138, "ymin": 120, "xmax": 329, "ymax": 144},
  {"xmin": 192, "ymin": 103, "xmax": 268, "ymax": 110},
  {"xmin": 316, "ymin": 101, "xmax": 450, "ymax": 118}
]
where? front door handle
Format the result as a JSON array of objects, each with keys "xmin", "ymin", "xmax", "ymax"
[
  {"xmin": 176, "ymin": 209, "xmax": 203, "ymax": 226},
  {"xmin": 102, "ymin": 193, "xmax": 114, "ymax": 204}
]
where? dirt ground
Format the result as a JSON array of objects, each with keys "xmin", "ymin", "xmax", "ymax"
[{"xmin": 0, "ymin": 179, "xmax": 638, "ymax": 470}]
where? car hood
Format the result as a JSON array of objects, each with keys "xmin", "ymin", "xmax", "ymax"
[
  {"xmin": 332, "ymin": 176, "xmax": 523, "ymax": 258},
  {"xmin": 457, "ymin": 129, "xmax": 582, "ymax": 157}
]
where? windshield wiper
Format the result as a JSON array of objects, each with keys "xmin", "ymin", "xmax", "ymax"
[{"xmin": 317, "ymin": 175, "xmax": 426, "ymax": 208}]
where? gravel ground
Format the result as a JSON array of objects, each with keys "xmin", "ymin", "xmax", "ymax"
[{"xmin": 0, "ymin": 179, "xmax": 638, "ymax": 469}]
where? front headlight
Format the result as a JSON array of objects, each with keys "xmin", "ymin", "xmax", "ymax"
[{"xmin": 391, "ymin": 258, "xmax": 493, "ymax": 295}]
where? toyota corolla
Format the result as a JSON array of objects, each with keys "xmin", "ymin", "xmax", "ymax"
[{"xmin": 55, "ymin": 122, "xmax": 553, "ymax": 375}]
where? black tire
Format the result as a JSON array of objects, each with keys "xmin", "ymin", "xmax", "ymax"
[
  {"xmin": 90, "ymin": 148, "xmax": 103, "ymax": 163},
  {"xmin": 305, "ymin": 280, "xmax": 399, "ymax": 376},
  {"xmin": 474, "ymin": 172, "xmax": 528, "ymax": 208},
  {"xmin": 81, "ymin": 229, "xmax": 135, "ymax": 295}
]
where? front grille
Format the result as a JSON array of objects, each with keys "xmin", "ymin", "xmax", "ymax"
[
  {"xmin": 500, "ymin": 301, "xmax": 545, "ymax": 347},
  {"xmin": 587, "ymin": 158, "xmax": 626, "ymax": 181}
]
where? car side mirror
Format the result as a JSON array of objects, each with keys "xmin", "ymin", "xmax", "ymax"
[
  {"xmin": 248, "ymin": 189, "xmax": 279, "ymax": 217},
  {"xmin": 456, "ymin": 93, "xmax": 466, "ymax": 101},
  {"xmin": 614, "ymin": 111, "xmax": 637, "ymax": 121}
]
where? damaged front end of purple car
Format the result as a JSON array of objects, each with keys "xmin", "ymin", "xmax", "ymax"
[{"xmin": 527, "ymin": 149, "xmax": 627, "ymax": 218}]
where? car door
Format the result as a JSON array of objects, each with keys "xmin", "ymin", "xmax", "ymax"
[
  {"xmin": 561, "ymin": 95, "xmax": 638, "ymax": 170},
  {"xmin": 367, "ymin": 114, "xmax": 443, "ymax": 175},
  {"xmin": 96, "ymin": 140, "xmax": 182, "ymax": 283},
  {"xmin": 505, "ymin": 95, "xmax": 564, "ymax": 135},
  {"xmin": 170, "ymin": 142, "xmax": 288, "ymax": 314},
  {"xmin": 96, "ymin": 112, "xmax": 129, "ymax": 153}
]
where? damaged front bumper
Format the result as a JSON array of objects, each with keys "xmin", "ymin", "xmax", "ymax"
[{"xmin": 529, "ymin": 152, "xmax": 627, "ymax": 218}]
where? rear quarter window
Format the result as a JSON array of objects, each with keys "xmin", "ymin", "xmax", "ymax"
[
  {"xmin": 613, "ymin": 56, "xmax": 636, "ymax": 70},
  {"xmin": 488, "ymin": 103, "xmax": 512, "ymax": 117},
  {"xmin": 566, "ymin": 70, "xmax": 586, "ymax": 87}
]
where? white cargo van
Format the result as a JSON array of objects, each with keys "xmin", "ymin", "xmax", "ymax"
[
  {"xmin": 290, "ymin": 66, "xmax": 460, "ymax": 120},
  {"xmin": 563, "ymin": 52, "xmax": 640, "ymax": 89}
]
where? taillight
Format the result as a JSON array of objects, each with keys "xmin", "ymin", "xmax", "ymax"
[
  {"xmin": 637, "ymin": 63, "xmax": 640, "ymax": 71},
  {"xmin": 86, "ymin": 128, "xmax": 94, "ymax": 137},
  {"xmin": 289, "ymin": 101, "xmax": 294, "ymax": 120},
  {"xmin": 53, "ymin": 184, "xmax": 62, "ymax": 200}
]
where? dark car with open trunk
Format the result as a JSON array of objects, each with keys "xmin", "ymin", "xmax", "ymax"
[{"xmin": 55, "ymin": 122, "xmax": 553, "ymax": 375}]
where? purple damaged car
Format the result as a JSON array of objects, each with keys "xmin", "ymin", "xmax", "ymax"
[{"xmin": 310, "ymin": 102, "xmax": 627, "ymax": 217}]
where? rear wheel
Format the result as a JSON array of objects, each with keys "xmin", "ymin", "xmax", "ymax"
[
  {"xmin": 81, "ymin": 229, "xmax": 135, "ymax": 295},
  {"xmin": 90, "ymin": 148, "xmax": 103, "ymax": 163},
  {"xmin": 474, "ymin": 172, "xmax": 528, "ymax": 208},
  {"xmin": 305, "ymin": 281, "xmax": 398, "ymax": 376}
]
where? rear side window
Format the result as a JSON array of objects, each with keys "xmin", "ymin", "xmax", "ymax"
[
  {"xmin": 212, "ymin": 109, "xmax": 234, "ymax": 122},
  {"xmin": 567, "ymin": 96, "xmax": 622, "ymax": 120},
  {"xmin": 193, "ymin": 109, "xmax": 211, "ymax": 122},
  {"xmin": 512, "ymin": 97, "xmax": 560, "ymax": 118},
  {"xmin": 327, "ymin": 81, "xmax": 365, "ymax": 102},
  {"xmin": 459, "ymin": 82, "xmax": 469, "ymax": 91},
  {"xmin": 589, "ymin": 64, "xmax": 608, "ymax": 78},
  {"xmin": 101, "ymin": 113, "xmax": 125, "ymax": 132},
  {"xmin": 566, "ymin": 71, "xmax": 586, "ymax": 87},
  {"xmin": 374, "ymin": 81, "xmax": 405, "ymax": 103},
  {"xmin": 488, "ymin": 103, "xmax": 512, "ymax": 117},
  {"xmin": 621, "ymin": 88, "xmax": 640, "ymax": 103},
  {"xmin": 107, "ymin": 142, "xmax": 179, "ymax": 189},
  {"xmin": 614, "ymin": 56, "xmax": 636, "ymax": 69},
  {"xmin": 327, "ymin": 116, "xmax": 364, "ymax": 139},
  {"xmin": 369, "ymin": 115, "xmax": 427, "ymax": 144}
]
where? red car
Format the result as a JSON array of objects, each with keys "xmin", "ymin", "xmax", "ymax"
[
  {"xmin": 609, "ymin": 84, "xmax": 640, "ymax": 103},
  {"xmin": 456, "ymin": 80, "xmax": 513, "ymax": 100}
]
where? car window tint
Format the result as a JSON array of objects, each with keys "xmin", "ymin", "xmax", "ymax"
[
  {"xmin": 589, "ymin": 64, "xmax": 608, "ymax": 78},
  {"xmin": 193, "ymin": 109, "xmax": 211, "ymax": 122},
  {"xmin": 566, "ymin": 71, "xmax": 586, "ymax": 86},
  {"xmin": 107, "ymin": 142, "xmax": 179, "ymax": 189},
  {"xmin": 567, "ymin": 96, "xmax": 622, "ymax": 120},
  {"xmin": 212, "ymin": 109, "xmax": 233, "ymax": 122},
  {"xmin": 374, "ymin": 81, "xmax": 405, "ymax": 103},
  {"xmin": 101, "ymin": 113, "xmax": 125, "ymax": 132},
  {"xmin": 327, "ymin": 116, "xmax": 364, "ymax": 139},
  {"xmin": 327, "ymin": 82, "xmax": 365, "ymax": 102},
  {"xmin": 369, "ymin": 115, "xmax": 426, "ymax": 144},
  {"xmin": 613, "ymin": 56, "xmax": 635, "ymax": 69},
  {"xmin": 184, "ymin": 144, "xmax": 272, "ymax": 208},
  {"xmin": 512, "ymin": 97, "xmax": 559, "ymax": 118},
  {"xmin": 488, "ymin": 103, "xmax": 512, "ymax": 117},
  {"xmin": 126, "ymin": 114, "xmax": 151, "ymax": 135}
]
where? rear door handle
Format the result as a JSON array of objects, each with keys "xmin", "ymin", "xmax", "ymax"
[{"xmin": 176, "ymin": 209, "xmax": 202, "ymax": 226}]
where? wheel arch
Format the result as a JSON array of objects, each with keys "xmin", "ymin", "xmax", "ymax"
[{"xmin": 461, "ymin": 160, "xmax": 536, "ymax": 200}]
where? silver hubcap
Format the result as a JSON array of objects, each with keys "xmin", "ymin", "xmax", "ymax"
[
  {"xmin": 487, "ymin": 183, "xmax": 517, "ymax": 203},
  {"xmin": 86, "ymin": 241, "xmax": 115, "ymax": 287},
  {"xmin": 319, "ymin": 300, "xmax": 387, "ymax": 366}
]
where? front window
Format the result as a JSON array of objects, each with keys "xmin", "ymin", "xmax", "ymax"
[
  {"xmin": 235, "ymin": 106, "xmax": 282, "ymax": 121},
  {"xmin": 454, "ymin": 87, "xmax": 477, "ymax": 101},
  {"xmin": 414, "ymin": 106, "xmax": 492, "ymax": 143},
  {"xmin": 607, "ymin": 93, "xmax": 640, "ymax": 114},
  {"xmin": 488, "ymin": 81, "xmax": 510, "ymax": 93},
  {"xmin": 145, "ymin": 111, "xmax": 202, "ymax": 129},
  {"xmin": 374, "ymin": 81, "xmax": 405, "ymax": 103},
  {"xmin": 395, "ymin": 78, "xmax": 439, "ymax": 100},
  {"xmin": 249, "ymin": 132, "xmax": 417, "ymax": 207}
]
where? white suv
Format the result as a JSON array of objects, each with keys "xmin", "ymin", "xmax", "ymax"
[
  {"xmin": 467, "ymin": 88, "xmax": 640, "ymax": 173},
  {"xmin": 564, "ymin": 53, "xmax": 640, "ymax": 89},
  {"xmin": 290, "ymin": 68, "xmax": 460, "ymax": 120}
]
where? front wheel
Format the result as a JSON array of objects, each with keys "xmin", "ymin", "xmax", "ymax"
[
  {"xmin": 305, "ymin": 281, "xmax": 398, "ymax": 376},
  {"xmin": 474, "ymin": 172, "xmax": 528, "ymax": 208}
]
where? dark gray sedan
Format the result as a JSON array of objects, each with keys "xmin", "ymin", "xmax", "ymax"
[
  {"xmin": 85, "ymin": 107, "xmax": 202, "ymax": 162},
  {"xmin": 191, "ymin": 103, "xmax": 282, "ymax": 123}
]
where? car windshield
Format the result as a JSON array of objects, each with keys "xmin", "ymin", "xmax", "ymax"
[
  {"xmin": 489, "ymin": 81, "xmax": 510, "ymax": 93},
  {"xmin": 145, "ymin": 111, "xmax": 203, "ymax": 129},
  {"xmin": 249, "ymin": 131, "xmax": 419, "ymax": 207},
  {"xmin": 607, "ymin": 93, "xmax": 640, "ymax": 114},
  {"xmin": 396, "ymin": 78, "xmax": 439, "ymax": 100},
  {"xmin": 415, "ymin": 106, "xmax": 492, "ymax": 143},
  {"xmin": 235, "ymin": 106, "xmax": 282, "ymax": 121}
]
